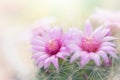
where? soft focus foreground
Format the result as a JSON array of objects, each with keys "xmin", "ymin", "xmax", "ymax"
[{"xmin": 0, "ymin": 0, "xmax": 120, "ymax": 80}]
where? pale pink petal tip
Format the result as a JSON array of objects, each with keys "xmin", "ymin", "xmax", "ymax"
[{"xmin": 84, "ymin": 19, "xmax": 93, "ymax": 36}]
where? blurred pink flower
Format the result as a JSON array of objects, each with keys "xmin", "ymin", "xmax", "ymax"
[
  {"xmin": 91, "ymin": 9, "xmax": 120, "ymax": 27},
  {"xmin": 21, "ymin": 17, "xmax": 56, "ymax": 41},
  {"xmin": 91, "ymin": 9, "xmax": 120, "ymax": 35},
  {"xmin": 70, "ymin": 20, "xmax": 117, "ymax": 67},
  {"xmin": 31, "ymin": 26, "xmax": 70, "ymax": 70}
]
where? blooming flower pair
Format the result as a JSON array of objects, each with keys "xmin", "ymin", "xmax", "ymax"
[{"xmin": 31, "ymin": 20, "xmax": 117, "ymax": 70}]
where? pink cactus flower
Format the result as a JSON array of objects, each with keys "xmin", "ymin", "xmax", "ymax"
[
  {"xmin": 103, "ymin": 58, "xmax": 112, "ymax": 67},
  {"xmin": 70, "ymin": 20, "xmax": 117, "ymax": 67},
  {"xmin": 31, "ymin": 26, "xmax": 70, "ymax": 70}
]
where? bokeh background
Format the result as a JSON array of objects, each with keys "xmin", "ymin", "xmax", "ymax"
[{"xmin": 0, "ymin": 0, "xmax": 120, "ymax": 80}]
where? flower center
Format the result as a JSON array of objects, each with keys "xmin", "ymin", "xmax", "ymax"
[
  {"xmin": 80, "ymin": 37, "xmax": 100, "ymax": 53},
  {"xmin": 46, "ymin": 39, "xmax": 61, "ymax": 55}
]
